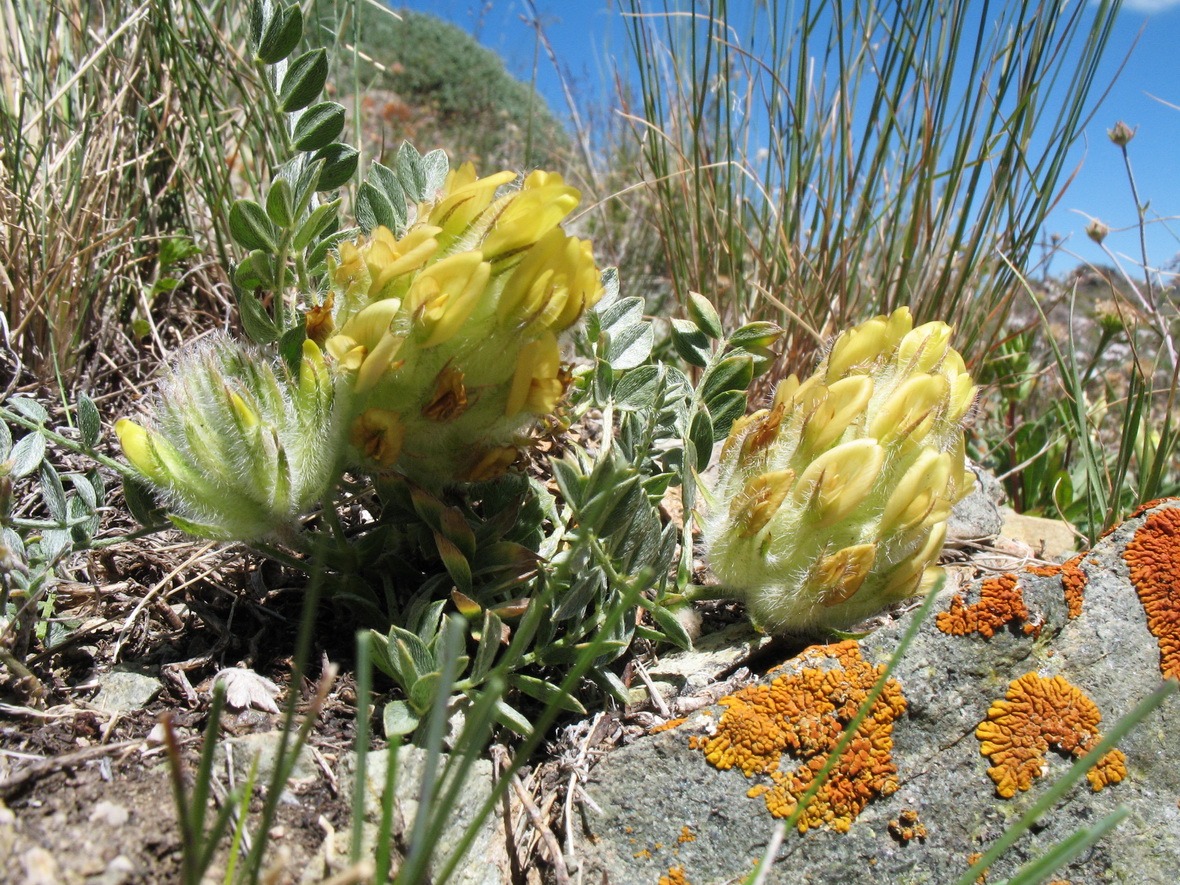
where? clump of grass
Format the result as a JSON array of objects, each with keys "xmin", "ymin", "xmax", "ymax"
[{"xmin": 620, "ymin": 0, "xmax": 1120, "ymax": 376}]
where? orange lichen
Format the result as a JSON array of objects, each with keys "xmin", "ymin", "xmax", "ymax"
[
  {"xmin": 936, "ymin": 573, "xmax": 1040, "ymax": 638},
  {"xmin": 1123, "ymin": 506, "xmax": 1180, "ymax": 679},
  {"xmin": 976, "ymin": 672, "xmax": 1126, "ymax": 798},
  {"xmin": 1127, "ymin": 496, "xmax": 1180, "ymax": 522},
  {"xmin": 650, "ymin": 717, "xmax": 688, "ymax": 734},
  {"xmin": 695, "ymin": 640, "xmax": 905, "ymax": 833},
  {"xmin": 1024, "ymin": 562, "xmax": 1062, "ymax": 578},
  {"xmin": 966, "ymin": 852, "xmax": 989, "ymax": 884},
  {"xmin": 677, "ymin": 825, "xmax": 696, "ymax": 844},
  {"xmin": 1060, "ymin": 553, "xmax": 1087, "ymax": 619},
  {"xmin": 888, "ymin": 808, "xmax": 927, "ymax": 843},
  {"xmin": 658, "ymin": 866, "xmax": 689, "ymax": 885}
]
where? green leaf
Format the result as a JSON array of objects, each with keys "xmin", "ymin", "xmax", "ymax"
[
  {"xmin": 368, "ymin": 163, "xmax": 407, "ymax": 231},
  {"xmin": 0, "ymin": 418, "xmax": 11, "ymax": 460},
  {"xmin": 265, "ymin": 178, "xmax": 295, "ymax": 227},
  {"xmin": 614, "ymin": 365, "xmax": 661, "ymax": 409},
  {"xmin": 383, "ymin": 700, "xmax": 420, "ymax": 737},
  {"xmin": 278, "ymin": 322, "xmax": 306, "ymax": 373},
  {"xmin": 237, "ymin": 290, "xmax": 279, "ymax": 344},
  {"xmin": 77, "ymin": 394, "xmax": 100, "ymax": 447},
  {"xmin": 651, "ymin": 604, "xmax": 693, "ymax": 650},
  {"xmin": 249, "ymin": 0, "xmax": 267, "ymax": 49},
  {"xmin": 70, "ymin": 473, "xmax": 97, "ymax": 512},
  {"xmin": 686, "ymin": 291, "xmax": 723, "ymax": 339},
  {"xmin": 705, "ymin": 389, "xmax": 748, "ymax": 440},
  {"xmin": 439, "ymin": 507, "xmax": 477, "ymax": 560},
  {"xmin": 409, "ymin": 672, "xmax": 444, "ymax": 714},
  {"xmin": 597, "ymin": 296, "xmax": 644, "ymax": 335},
  {"xmin": 391, "ymin": 626, "xmax": 435, "ymax": 679},
  {"xmin": 41, "ymin": 527, "xmax": 71, "ymax": 563},
  {"xmin": 670, "ymin": 318, "xmax": 710, "ymax": 368},
  {"xmin": 596, "ymin": 266, "xmax": 620, "ymax": 314},
  {"xmin": 7, "ymin": 396, "xmax": 48, "ymax": 424},
  {"xmin": 606, "ymin": 323, "xmax": 654, "ymax": 370},
  {"xmin": 421, "ymin": 149, "xmax": 449, "ymax": 196},
  {"xmin": 312, "ymin": 143, "xmax": 358, "ymax": 191},
  {"xmin": 728, "ymin": 320, "xmax": 782, "ymax": 351},
  {"xmin": 229, "ymin": 199, "xmax": 278, "ymax": 252},
  {"xmin": 279, "ymin": 48, "xmax": 328, "ymax": 112},
  {"xmin": 550, "ymin": 456, "xmax": 587, "ymax": 508},
  {"xmin": 688, "ymin": 409, "xmax": 714, "ymax": 471},
  {"xmin": 469, "ymin": 611, "xmax": 504, "ymax": 683},
  {"xmin": 122, "ymin": 477, "xmax": 162, "ymax": 526},
  {"xmin": 292, "ymin": 101, "xmax": 345, "ymax": 152},
  {"xmin": 355, "ymin": 182, "xmax": 396, "ymax": 233},
  {"xmin": 490, "ymin": 698, "xmax": 532, "ymax": 737},
  {"xmin": 700, "ymin": 353, "xmax": 755, "ymax": 403},
  {"xmin": 396, "ymin": 141, "xmax": 426, "ymax": 202},
  {"xmin": 433, "ymin": 531, "xmax": 473, "ymax": 595},
  {"xmin": 38, "ymin": 462, "xmax": 67, "ymax": 523},
  {"xmin": 168, "ymin": 514, "xmax": 236, "ymax": 540},
  {"xmin": 591, "ymin": 356, "xmax": 613, "ymax": 403},
  {"xmin": 509, "ymin": 674, "xmax": 586, "ymax": 714},
  {"xmin": 292, "ymin": 199, "xmax": 341, "ymax": 251},
  {"xmin": 256, "ymin": 4, "xmax": 303, "ymax": 64},
  {"xmin": 9, "ymin": 432, "xmax": 45, "ymax": 478}
]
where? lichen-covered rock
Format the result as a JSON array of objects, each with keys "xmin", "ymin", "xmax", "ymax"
[{"xmin": 580, "ymin": 500, "xmax": 1180, "ymax": 884}]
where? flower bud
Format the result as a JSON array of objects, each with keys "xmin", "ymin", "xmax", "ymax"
[
  {"xmin": 116, "ymin": 336, "xmax": 344, "ymax": 540},
  {"xmin": 1107, "ymin": 121, "xmax": 1135, "ymax": 147},
  {"xmin": 1086, "ymin": 219, "xmax": 1109, "ymax": 244}
]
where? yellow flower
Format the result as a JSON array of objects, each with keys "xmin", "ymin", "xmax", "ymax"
[
  {"xmin": 404, "ymin": 251, "xmax": 492, "ymax": 348},
  {"xmin": 115, "ymin": 419, "xmax": 167, "ymax": 485},
  {"xmin": 350, "ymin": 407, "xmax": 405, "ymax": 467},
  {"xmin": 480, "ymin": 172, "xmax": 580, "ymax": 260},
  {"xmin": 364, "ymin": 225, "xmax": 441, "ymax": 299},
  {"xmin": 792, "ymin": 438, "xmax": 885, "ymax": 528},
  {"xmin": 815, "ymin": 543, "xmax": 878, "ymax": 607},
  {"xmin": 461, "ymin": 445, "xmax": 519, "ymax": 482},
  {"xmin": 505, "ymin": 331, "xmax": 564, "ymax": 417},
  {"xmin": 733, "ymin": 469, "xmax": 795, "ymax": 537},
  {"xmin": 428, "ymin": 164, "xmax": 517, "ymax": 236}
]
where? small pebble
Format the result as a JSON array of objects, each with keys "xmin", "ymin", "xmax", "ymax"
[{"xmin": 90, "ymin": 800, "xmax": 130, "ymax": 827}]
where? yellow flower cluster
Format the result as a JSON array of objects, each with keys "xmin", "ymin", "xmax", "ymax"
[
  {"xmin": 319, "ymin": 164, "xmax": 603, "ymax": 487},
  {"xmin": 705, "ymin": 307, "xmax": 976, "ymax": 633}
]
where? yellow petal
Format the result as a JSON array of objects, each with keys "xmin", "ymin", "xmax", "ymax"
[
  {"xmin": 793, "ymin": 438, "xmax": 885, "ymax": 527},
  {"xmin": 868, "ymin": 374, "xmax": 949, "ymax": 445},
  {"xmin": 338, "ymin": 297, "xmax": 402, "ymax": 350},
  {"xmin": 825, "ymin": 317, "xmax": 888, "ymax": 379},
  {"xmin": 115, "ymin": 419, "xmax": 166, "ymax": 484},
  {"xmin": 734, "ymin": 469, "xmax": 795, "ymax": 537},
  {"xmin": 817, "ymin": 543, "xmax": 878, "ymax": 607},
  {"xmin": 897, "ymin": 322, "xmax": 953, "ymax": 373}
]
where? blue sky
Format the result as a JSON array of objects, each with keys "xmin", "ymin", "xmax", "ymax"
[{"xmin": 391, "ymin": 1, "xmax": 1180, "ymax": 280}]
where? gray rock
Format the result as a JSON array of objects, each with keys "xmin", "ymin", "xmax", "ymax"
[
  {"xmin": 946, "ymin": 463, "xmax": 1005, "ymax": 544},
  {"xmin": 580, "ymin": 500, "xmax": 1180, "ymax": 884},
  {"xmin": 340, "ymin": 746, "xmax": 510, "ymax": 885},
  {"xmin": 90, "ymin": 668, "xmax": 161, "ymax": 713},
  {"xmin": 214, "ymin": 731, "xmax": 318, "ymax": 784}
]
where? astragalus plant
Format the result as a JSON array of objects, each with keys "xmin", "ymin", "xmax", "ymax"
[{"xmin": 702, "ymin": 308, "xmax": 977, "ymax": 632}]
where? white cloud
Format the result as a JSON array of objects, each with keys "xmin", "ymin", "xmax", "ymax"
[{"xmin": 1121, "ymin": 0, "xmax": 1180, "ymax": 13}]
